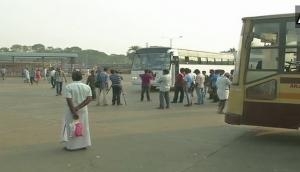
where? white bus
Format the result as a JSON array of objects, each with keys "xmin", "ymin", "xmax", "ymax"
[{"xmin": 131, "ymin": 47, "xmax": 235, "ymax": 89}]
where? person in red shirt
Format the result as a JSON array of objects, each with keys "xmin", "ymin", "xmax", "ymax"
[
  {"xmin": 139, "ymin": 69, "xmax": 154, "ymax": 101},
  {"xmin": 171, "ymin": 68, "xmax": 185, "ymax": 103},
  {"xmin": 35, "ymin": 68, "xmax": 42, "ymax": 85}
]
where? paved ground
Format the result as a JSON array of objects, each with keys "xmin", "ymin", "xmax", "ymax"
[{"xmin": 1, "ymin": 75, "xmax": 300, "ymax": 172}]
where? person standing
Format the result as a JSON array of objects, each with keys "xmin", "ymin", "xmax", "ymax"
[
  {"xmin": 194, "ymin": 69, "xmax": 205, "ymax": 105},
  {"xmin": 96, "ymin": 67, "xmax": 109, "ymax": 106},
  {"xmin": 202, "ymin": 71, "xmax": 209, "ymax": 98},
  {"xmin": 86, "ymin": 70, "xmax": 96, "ymax": 100},
  {"xmin": 109, "ymin": 69, "xmax": 123, "ymax": 105},
  {"xmin": 1, "ymin": 66, "xmax": 7, "ymax": 80},
  {"xmin": 139, "ymin": 69, "xmax": 153, "ymax": 101},
  {"xmin": 35, "ymin": 68, "xmax": 42, "ymax": 85},
  {"xmin": 216, "ymin": 72, "xmax": 232, "ymax": 114},
  {"xmin": 55, "ymin": 67, "xmax": 67, "ymax": 96},
  {"xmin": 171, "ymin": 68, "xmax": 185, "ymax": 103},
  {"xmin": 24, "ymin": 68, "xmax": 30, "ymax": 84},
  {"xmin": 61, "ymin": 70, "xmax": 92, "ymax": 151},
  {"xmin": 50, "ymin": 67, "xmax": 56, "ymax": 88},
  {"xmin": 29, "ymin": 68, "xmax": 36, "ymax": 85},
  {"xmin": 156, "ymin": 69, "xmax": 171, "ymax": 109},
  {"xmin": 209, "ymin": 69, "xmax": 219, "ymax": 102},
  {"xmin": 183, "ymin": 68, "xmax": 193, "ymax": 107},
  {"xmin": 43, "ymin": 68, "xmax": 47, "ymax": 80}
]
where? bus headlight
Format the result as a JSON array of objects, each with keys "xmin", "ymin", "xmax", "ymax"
[{"xmin": 132, "ymin": 76, "xmax": 138, "ymax": 80}]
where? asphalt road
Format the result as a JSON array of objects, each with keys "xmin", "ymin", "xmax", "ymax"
[{"xmin": 1, "ymin": 75, "xmax": 300, "ymax": 172}]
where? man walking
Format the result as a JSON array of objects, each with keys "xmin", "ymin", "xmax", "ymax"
[
  {"xmin": 55, "ymin": 67, "xmax": 67, "ymax": 96},
  {"xmin": 50, "ymin": 67, "xmax": 56, "ymax": 88},
  {"xmin": 96, "ymin": 67, "xmax": 109, "ymax": 106}
]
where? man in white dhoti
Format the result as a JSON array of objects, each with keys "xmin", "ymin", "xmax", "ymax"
[
  {"xmin": 24, "ymin": 68, "xmax": 30, "ymax": 84},
  {"xmin": 216, "ymin": 72, "xmax": 231, "ymax": 114},
  {"xmin": 62, "ymin": 70, "xmax": 92, "ymax": 151}
]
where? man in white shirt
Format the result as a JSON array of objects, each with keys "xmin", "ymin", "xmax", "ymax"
[
  {"xmin": 50, "ymin": 67, "xmax": 56, "ymax": 88},
  {"xmin": 156, "ymin": 69, "xmax": 171, "ymax": 109},
  {"xmin": 194, "ymin": 69, "xmax": 205, "ymax": 105},
  {"xmin": 1, "ymin": 66, "xmax": 7, "ymax": 80},
  {"xmin": 216, "ymin": 72, "xmax": 231, "ymax": 114}
]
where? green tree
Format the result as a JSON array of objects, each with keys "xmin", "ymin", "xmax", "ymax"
[
  {"xmin": 0, "ymin": 47, "xmax": 9, "ymax": 52},
  {"xmin": 53, "ymin": 47, "xmax": 63, "ymax": 53},
  {"xmin": 64, "ymin": 46, "xmax": 82, "ymax": 53},
  {"xmin": 10, "ymin": 44, "xmax": 22, "ymax": 52},
  {"xmin": 46, "ymin": 46, "xmax": 54, "ymax": 52},
  {"xmin": 22, "ymin": 45, "xmax": 30, "ymax": 52},
  {"xmin": 32, "ymin": 44, "xmax": 45, "ymax": 52},
  {"xmin": 127, "ymin": 45, "xmax": 140, "ymax": 62}
]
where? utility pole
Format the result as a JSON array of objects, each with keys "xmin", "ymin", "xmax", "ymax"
[{"xmin": 169, "ymin": 36, "xmax": 183, "ymax": 48}]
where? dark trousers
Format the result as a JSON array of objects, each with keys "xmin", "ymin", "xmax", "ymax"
[
  {"xmin": 172, "ymin": 86, "xmax": 184, "ymax": 103},
  {"xmin": 56, "ymin": 82, "xmax": 63, "ymax": 95},
  {"xmin": 141, "ymin": 85, "xmax": 150, "ymax": 101},
  {"xmin": 51, "ymin": 77, "xmax": 56, "ymax": 88},
  {"xmin": 90, "ymin": 86, "xmax": 96, "ymax": 100},
  {"xmin": 211, "ymin": 86, "xmax": 219, "ymax": 102},
  {"xmin": 218, "ymin": 99, "xmax": 227, "ymax": 113},
  {"xmin": 112, "ymin": 85, "xmax": 122, "ymax": 105},
  {"xmin": 30, "ymin": 77, "xmax": 35, "ymax": 85}
]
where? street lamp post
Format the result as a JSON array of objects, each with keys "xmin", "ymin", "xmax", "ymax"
[{"xmin": 169, "ymin": 36, "xmax": 183, "ymax": 48}]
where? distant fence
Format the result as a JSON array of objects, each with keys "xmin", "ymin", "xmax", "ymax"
[
  {"xmin": 100, "ymin": 64, "xmax": 132, "ymax": 74},
  {"xmin": 0, "ymin": 61, "xmax": 133, "ymax": 77}
]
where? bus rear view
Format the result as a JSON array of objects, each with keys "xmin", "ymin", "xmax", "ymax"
[{"xmin": 225, "ymin": 13, "xmax": 300, "ymax": 129}]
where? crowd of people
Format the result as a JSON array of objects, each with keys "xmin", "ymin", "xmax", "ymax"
[
  {"xmin": 42, "ymin": 66, "xmax": 232, "ymax": 115},
  {"xmin": 2, "ymin": 65, "xmax": 233, "ymax": 151},
  {"xmin": 137, "ymin": 67, "xmax": 233, "ymax": 114}
]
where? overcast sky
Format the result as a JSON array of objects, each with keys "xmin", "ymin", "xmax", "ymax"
[{"xmin": 0, "ymin": 0, "xmax": 298, "ymax": 55}]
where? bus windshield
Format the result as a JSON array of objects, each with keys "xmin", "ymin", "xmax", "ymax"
[{"xmin": 132, "ymin": 53, "xmax": 170, "ymax": 70}]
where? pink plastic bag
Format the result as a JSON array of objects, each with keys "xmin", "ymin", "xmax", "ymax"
[
  {"xmin": 69, "ymin": 120, "xmax": 84, "ymax": 137},
  {"xmin": 74, "ymin": 121, "xmax": 83, "ymax": 137}
]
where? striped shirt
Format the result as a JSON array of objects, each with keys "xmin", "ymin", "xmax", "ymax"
[{"xmin": 109, "ymin": 74, "xmax": 123, "ymax": 86}]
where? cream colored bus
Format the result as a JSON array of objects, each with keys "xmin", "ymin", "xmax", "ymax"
[
  {"xmin": 131, "ymin": 47, "xmax": 234, "ymax": 89},
  {"xmin": 225, "ymin": 13, "xmax": 300, "ymax": 129}
]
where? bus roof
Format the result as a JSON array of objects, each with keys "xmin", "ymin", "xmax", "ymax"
[
  {"xmin": 242, "ymin": 13, "xmax": 294, "ymax": 21},
  {"xmin": 136, "ymin": 47, "xmax": 171, "ymax": 54},
  {"xmin": 0, "ymin": 52, "xmax": 78, "ymax": 58}
]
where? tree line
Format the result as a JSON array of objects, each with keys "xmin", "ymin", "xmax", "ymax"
[{"xmin": 0, "ymin": 44, "xmax": 137, "ymax": 65}]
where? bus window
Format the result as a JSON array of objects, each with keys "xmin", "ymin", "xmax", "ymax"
[
  {"xmin": 246, "ymin": 79, "xmax": 277, "ymax": 100},
  {"xmin": 228, "ymin": 59, "xmax": 234, "ymax": 65},
  {"xmin": 251, "ymin": 23, "xmax": 279, "ymax": 47},
  {"xmin": 286, "ymin": 22, "xmax": 297, "ymax": 46},
  {"xmin": 248, "ymin": 49, "xmax": 278, "ymax": 70},
  {"xmin": 201, "ymin": 57, "xmax": 207, "ymax": 64},
  {"xmin": 284, "ymin": 49, "xmax": 297, "ymax": 72},
  {"xmin": 284, "ymin": 22, "xmax": 300, "ymax": 72},
  {"xmin": 185, "ymin": 56, "xmax": 189, "ymax": 63},
  {"xmin": 215, "ymin": 58, "xmax": 222, "ymax": 65},
  {"xmin": 189, "ymin": 56, "xmax": 198, "ymax": 64},
  {"xmin": 178, "ymin": 56, "xmax": 186, "ymax": 64},
  {"xmin": 207, "ymin": 57, "xmax": 214, "ymax": 64},
  {"xmin": 246, "ymin": 23, "xmax": 279, "ymax": 82}
]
